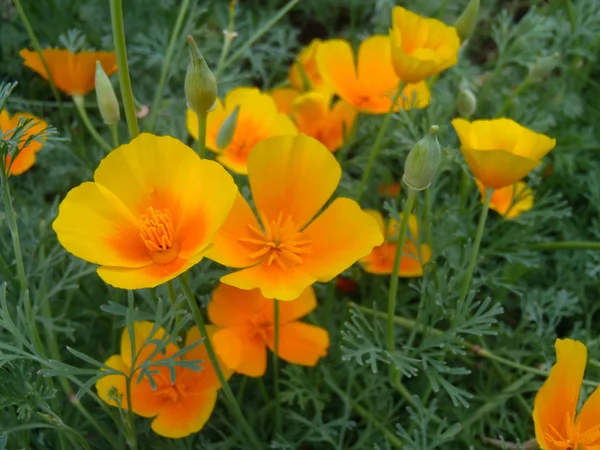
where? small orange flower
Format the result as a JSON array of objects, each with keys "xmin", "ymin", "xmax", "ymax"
[
  {"xmin": 360, "ymin": 210, "xmax": 431, "ymax": 277},
  {"xmin": 378, "ymin": 182, "xmax": 401, "ymax": 198},
  {"xmin": 96, "ymin": 321, "xmax": 231, "ymax": 438},
  {"xmin": 452, "ymin": 118, "xmax": 556, "ymax": 190},
  {"xmin": 208, "ymin": 284, "xmax": 329, "ymax": 377},
  {"xmin": 475, "ymin": 180, "xmax": 534, "ymax": 219},
  {"xmin": 288, "ymin": 39, "xmax": 332, "ymax": 93},
  {"xmin": 20, "ymin": 49, "xmax": 117, "ymax": 96},
  {"xmin": 533, "ymin": 338, "xmax": 600, "ymax": 449},
  {"xmin": 52, "ymin": 133, "xmax": 237, "ymax": 289},
  {"xmin": 336, "ymin": 276, "xmax": 358, "ymax": 295},
  {"xmin": 316, "ymin": 36, "xmax": 431, "ymax": 114},
  {"xmin": 290, "ymin": 92, "xmax": 356, "ymax": 152},
  {"xmin": 270, "ymin": 87, "xmax": 300, "ymax": 115},
  {"xmin": 208, "ymin": 134, "xmax": 384, "ymax": 300},
  {"xmin": 389, "ymin": 7, "xmax": 460, "ymax": 83},
  {"xmin": 0, "ymin": 110, "xmax": 47, "ymax": 175},
  {"xmin": 187, "ymin": 87, "xmax": 297, "ymax": 174}
]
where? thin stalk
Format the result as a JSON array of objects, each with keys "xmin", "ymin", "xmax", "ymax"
[
  {"xmin": 356, "ymin": 82, "xmax": 404, "ymax": 203},
  {"xmin": 147, "ymin": 0, "xmax": 192, "ymax": 131},
  {"xmin": 236, "ymin": 376, "xmax": 248, "ymax": 404},
  {"xmin": 526, "ymin": 241, "xmax": 600, "ymax": 251},
  {"xmin": 124, "ymin": 375, "xmax": 138, "ymax": 450},
  {"xmin": 195, "ymin": 111, "xmax": 208, "ymax": 157},
  {"xmin": 215, "ymin": 0, "xmax": 237, "ymax": 79},
  {"xmin": 498, "ymin": 77, "xmax": 531, "ymax": 116},
  {"xmin": 166, "ymin": 280, "xmax": 181, "ymax": 331},
  {"xmin": 273, "ymin": 300, "xmax": 281, "ymax": 435},
  {"xmin": 109, "ymin": 123, "xmax": 119, "ymax": 148},
  {"xmin": 179, "ymin": 277, "xmax": 263, "ymax": 450},
  {"xmin": 423, "ymin": 188, "xmax": 433, "ymax": 246},
  {"xmin": 72, "ymin": 95, "xmax": 112, "ymax": 152},
  {"xmin": 109, "ymin": 0, "xmax": 140, "ymax": 138}
]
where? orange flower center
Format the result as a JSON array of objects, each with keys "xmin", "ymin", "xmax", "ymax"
[
  {"xmin": 238, "ymin": 212, "xmax": 312, "ymax": 270},
  {"xmin": 139, "ymin": 207, "xmax": 179, "ymax": 265},
  {"xmin": 152, "ymin": 367, "xmax": 188, "ymax": 403},
  {"xmin": 544, "ymin": 413, "xmax": 600, "ymax": 449}
]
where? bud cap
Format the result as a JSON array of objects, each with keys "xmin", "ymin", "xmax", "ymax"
[
  {"xmin": 94, "ymin": 61, "xmax": 120, "ymax": 124},
  {"xmin": 185, "ymin": 35, "xmax": 218, "ymax": 114},
  {"xmin": 455, "ymin": 0, "xmax": 480, "ymax": 42},
  {"xmin": 216, "ymin": 105, "xmax": 240, "ymax": 150},
  {"xmin": 457, "ymin": 87, "xmax": 477, "ymax": 118},
  {"xmin": 403, "ymin": 125, "xmax": 441, "ymax": 191}
]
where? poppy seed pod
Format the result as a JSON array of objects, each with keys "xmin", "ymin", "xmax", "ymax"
[
  {"xmin": 216, "ymin": 105, "xmax": 240, "ymax": 150},
  {"xmin": 455, "ymin": 0, "xmax": 480, "ymax": 42},
  {"xmin": 403, "ymin": 125, "xmax": 441, "ymax": 191},
  {"xmin": 457, "ymin": 87, "xmax": 477, "ymax": 118},
  {"xmin": 528, "ymin": 53, "xmax": 560, "ymax": 82},
  {"xmin": 185, "ymin": 35, "xmax": 217, "ymax": 114},
  {"xmin": 94, "ymin": 61, "xmax": 120, "ymax": 125}
]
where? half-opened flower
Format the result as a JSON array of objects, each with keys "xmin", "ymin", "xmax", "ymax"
[
  {"xmin": 270, "ymin": 88, "xmax": 299, "ymax": 115},
  {"xmin": 475, "ymin": 180, "xmax": 534, "ymax": 219},
  {"xmin": 187, "ymin": 87, "xmax": 297, "ymax": 174},
  {"xmin": 208, "ymin": 134, "xmax": 384, "ymax": 300},
  {"xmin": 0, "ymin": 110, "xmax": 48, "ymax": 175},
  {"xmin": 452, "ymin": 118, "xmax": 556, "ymax": 190},
  {"xmin": 389, "ymin": 7, "xmax": 460, "ymax": 83},
  {"xmin": 290, "ymin": 92, "xmax": 357, "ymax": 152},
  {"xmin": 533, "ymin": 338, "xmax": 600, "ymax": 449},
  {"xmin": 288, "ymin": 39, "xmax": 332, "ymax": 93},
  {"xmin": 96, "ymin": 321, "xmax": 230, "ymax": 438},
  {"xmin": 208, "ymin": 284, "xmax": 329, "ymax": 377},
  {"xmin": 52, "ymin": 133, "xmax": 237, "ymax": 289},
  {"xmin": 360, "ymin": 210, "xmax": 431, "ymax": 277},
  {"xmin": 316, "ymin": 36, "xmax": 430, "ymax": 114},
  {"xmin": 20, "ymin": 49, "xmax": 117, "ymax": 96}
]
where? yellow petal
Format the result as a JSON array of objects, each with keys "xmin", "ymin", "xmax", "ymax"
[
  {"xmin": 316, "ymin": 39, "xmax": 358, "ymax": 106},
  {"xmin": 95, "ymin": 355, "xmax": 129, "ymax": 407},
  {"xmin": 208, "ymin": 284, "xmax": 268, "ymax": 327}
]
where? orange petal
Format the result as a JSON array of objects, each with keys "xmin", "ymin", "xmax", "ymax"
[
  {"xmin": 207, "ymin": 283, "xmax": 268, "ymax": 327},
  {"xmin": 291, "ymin": 92, "xmax": 329, "ymax": 136},
  {"xmin": 260, "ymin": 287, "xmax": 317, "ymax": 324},
  {"xmin": 326, "ymin": 99, "xmax": 357, "ymax": 150},
  {"xmin": 248, "ymin": 134, "xmax": 341, "ymax": 230},
  {"xmin": 477, "ymin": 180, "xmax": 535, "ymax": 219},
  {"xmin": 213, "ymin": 327, "xmax": 267, "ymax": 377},
  {"xmin": 2, "ymin": 111, "xmax": 48, "ymax": 175},
  {"xmin": 271, "ymin": 88, "xmax": 300, "ymax": 115},
  {"xmin": 120, "ymin": 321, "xmax": 172, "ymax": 368},
  {"xmin": 577, "ymin": 386, "xmax": 600, "ymax": 436},
  {"xmin": 316, "ymin": 39, "xmax": 359, "ymax": 106},
  {"xmin": 356, "ymin": 35, "xmax": 399, "ymax": 95},
  {"xmin": 95, "ymin": 355, "xmax": 129, "ymax": 408},
  {"xmin": 185, "ymin": 324, "xmax": 233, "ymax": 388},
  {"xmin": 266, "ymin": 321, "xmax": 329, "ymax": 366},
  {"xmin": 533, "ymin": 338, "xmax": 587, "ymax": 448},
  {"xmin": 360, "ymin": 241, "xmax": 430, "ymax": 277}
]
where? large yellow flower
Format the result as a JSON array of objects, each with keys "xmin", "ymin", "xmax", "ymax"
[
  {"xmin": 316, "ymin": 36, "xmax": 431, "ymax": 114},
  {"xmin": 389, "ymin": 7, "xmax": 460, "ymax": 83},
  {"xmin": 288, "ymin": 39, "xmax": 333, "ymax": 93},
  {"xmin": 452, "ymin": 118, "xmax": 556, "ymax": 190},
  {"xmin": 207, "ymin": 134, "xmax": 383, "ymax": 300},
  {"xmin": 0, "ymin": 110, "xmax": 48, "ymax": 176},
  {"xmin": 186, "ymin": 87, "xmax": 297, "ymax": 174},
  {"xmin": 52, "ymin": 133, "xmax": 237, "ymax": 289}
]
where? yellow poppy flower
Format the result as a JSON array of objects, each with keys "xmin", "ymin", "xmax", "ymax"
[
  {"xmin": 475, "ymin": 180, "xmax": 534, "ymax": 219},
  {"xmin": 207, "ymin": 134, "xmax": 384, "ymax": 301},
  {"xmin": 389, "ymin": 7, "xmax": 460, "ymax": 83},
  {"xmin": 533, "ymin": 338, "xmax": 600, "ymax": 449},
  {"xmin": 52, "ymin": 133, "xmax": 237, "ymax": 289},
  {"xmin": 452, "ymin": 118, "xmax": 556, "ymax": 190},
  {"xmin": 316, "ymin": 36, "xmax": 431, "ymax": 114},
  {"xmin": 0, "ymin": 110, "xmax": 48, "ymax": 176},
  {"xmin": 20, "ymin": 49, "xmax": 117, "ymax": 96},
  {"xmin": 270, "ymin": 87, "xmax": 300, "ymax": 115},
  {"xmin": 186, "ymin": 87, "xmax": 297, "ymax": 174},
  {"xmin": 288, "ymin": 39, "xmax": 333, "ymax": 93}
]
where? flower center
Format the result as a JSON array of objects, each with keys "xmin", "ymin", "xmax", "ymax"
[
  {"xmin": 139, "ymin": 207, "xmax": 179, "ymax": 264},
  {"xmin": 238, "ymin": 212, "xmax": 312, "ymax": 270},
  {"xmin": 544, "ymin": 413, "xmax": 600, "ymax": 449}
]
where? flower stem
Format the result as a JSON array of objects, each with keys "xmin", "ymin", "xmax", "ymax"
[
  {"xmin": 124, "ymin": 375, "xmax": 138, "ymax": 450},
  {"xmin": 195, "ymin": 112, "xmax": 208, "ymax": 158},
  {"xmin": 109, "ymin": 0, "xmax": 140, "ymax": 139},
  {"xmin": 498, "ymin": 77, "xmax": 531, "ymax": 116},
  {"xmin": 273, "ymin": 299, "xmax": 281, "ymax": 435},
  {"xmin": 527, "ymin": 241, "xmax": 600, "ymax": 251},
  {"xmin": 215, "ymin": 0, "xmax": 237, "ymax": 80},
  {"xmin": 72, "ymin": 95, "xmax": 112, "ymax": 152},
  {"xmin": 356, "ymin": 82, "xmax": 404, "ymax": 203},
  {"xmin": 179, "ymin": 277, "xmax": 263, "ymax": 450},
  {"xmin": 109, "ymin": 123, "xmax": 120, "ymax": 148}
]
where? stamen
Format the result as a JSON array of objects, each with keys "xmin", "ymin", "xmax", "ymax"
[{"xmin": 139, "ymin": 206, "xmax": 179, "ymax": 264}]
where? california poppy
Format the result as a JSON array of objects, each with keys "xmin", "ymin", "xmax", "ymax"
[
  {"xmin": 316, "ymin": 36, "xmax": 430, "ymax": 114},
  {"xmin": 475, "ymin": 180, "xmax": 534, "ymax": 219},
  {"xmin": 271, "ymin": 88, "xmax": 300, "ymax": 115},
  {"xmin": 533, "ymin": 338, "xmax": 600, "ymax": 449},
  {"xmin": 20, "ymin": 49, "xmax": 117, "ymax": 96},
  {"xmin": 186, "ymin": 87, "xmax": 297, "ymax": 174},
  {"xmin": 207, "ymin": 134, "xmax": 384, "ymax": 300},
  {"xmin": 452, "ymin": 118, "xmax": 556, "ymax": 190},
  {"xmin": 0, "ymin": 110, "xmax": 48, "ymax": 175},
  {"xmin": 208, "ymin": 284, "xmax": 329, "ymax": 377},
  {"xmin": 378, "ymin": 182, "xmax": 401, "ymax": 199},
  {"xmin": 52, "ymin": 133, "xmax": 237, "ymax": 289},
  {"xmin": 288, "ymin": 39, "xmax": 333, "ymax": 93}
]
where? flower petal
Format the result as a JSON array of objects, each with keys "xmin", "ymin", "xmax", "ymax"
[
  {"xmin": 213, "ymin": 327, "xmax": 267, "ymax": 377},
  {"xmin": 577, "ymin": 386, "xmax": 600, "ymax": 436},
  {"xmin": 357, "ymin": 35, "xmax": 399, "ymax": 94},
  {"xmin": 266, "ymin": 322, "xmax": 329, "ymax": 366},
  {"xmin": 96, "ymin": 355, "xmax": 129, "ymax": 407},
  {"xmin": 477, "ymin": 181, "xmax": 535, "ymax": 219},
  {"xmin": 185, "ymin": 324, "xmax": 233, "ymax": 388},
  {"xmin": 120, "ymin": 321, "xmax": 170, "ymax": 368},
  {"xmin": 261, "ymin": 287, "xmax": 317, "ymax": 324},
  {"xmin": 150, "ymin": 389, "xmax": 217, "ymax": 438},
  {"xmin": 271, "ymin": 88, "xmax": 300, "ymax": 115},
  {"xmin": 316, "ymin": 39, "xmax": 359, "ymax": 105},
  {"xmin": 207, "ymin": 283, "xmax": 267, "ymax": 327},
  {"xmin": 291, "ymin": 92, "xmax": 329, "ymax": 136},
  {"xmin": 360, "ymin": 242, "xmax": 430, "ymax": 277}
]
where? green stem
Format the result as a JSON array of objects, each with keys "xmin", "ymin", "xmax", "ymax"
[
  {"xmin": 72, "ymin": 95, "xmax": 112, "ymax": 152},
  {"xmin": 166, "ymin": 280, "xmax": 181, "ymax": 331},
  {"xmin": 497, "ymin": 77, "xmax": 530, "ymax": 116},
  {"xmin": 356, "ymin": 82, "xmax": 404, "ymax": 203},
  {"xmin": 179, "ymin": 277, "xmax": 263, "ymax": 450},
  {"xmin": 125, "ymin": 375, "xmax": 138, "ymax": 450},
  {"xmin": 109, "ymin": 123, "xmax": 119, "ymax": 148},
  {"xmin": 215, "ymin": 1, "xmax": 237, "ymax": 79},
  {"xmin": 458, "ymin": 188, "xmax": 492, "ymax": 305},
  {"xmin": 527, "ymin": 241, "xmax": 600, "ymax": 251},
  {"xmin": 273, "ymin": 300, "xmax": 281, "ymax": 435},
  {"xmin": 109, "ymin": 0, "xmax": 140, "ymax": 139},
  {"xmin": 147, "ymin": 0, "xmax": 192, "ymax": 131},
  {"xmin": 195, "ymin": 111, "xmax": 208, "ymax": 158},
  {"xmin": 423, "ymin": 188, "xmax": 433, "ymax": 246}
]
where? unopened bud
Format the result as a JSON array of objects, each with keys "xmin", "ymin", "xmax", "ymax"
[
  {"xmin": 94, "ymin": 61, "xmax": 120, "ymax": 124},
  {"xmin": 528, "ymin": 53, "xmax": 560, "ymax": 82},
  {"xmin": 403, "ymin": 125, "xmax": 441, "ymax": 191},
  {"xmin": 216, "ymin": 105, "xmax": 240, "ymax": 149},
  {"xmin": 455, "ymin": 0, "xmax": 480, "ymax": 42},
  {"xmin": 185, "ymin": 35, "xmax": 217, "ymax": 114},
  {"xmin": 457, "ymin": 88, "xmax": 477, "ymax": 118}
]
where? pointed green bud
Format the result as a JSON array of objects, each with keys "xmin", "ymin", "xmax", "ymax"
[
  {"xmin": 94, "ymin": 61, "xmax": 120, "ymax": 124},
  {"xmin": 216, "ymin": 105, "xmax": 240, "ymax": 150},
  {"xmin": 185, "ymin": 35, "xmax": 217, "ymax": 114},
  {"xmin": 528, "ymin": 53, "xmax": 560, "ymax": 82},
  {"xmin": 457, "ymin": 87, "xmax": 477, "ymax": 118},
  {"xmin": 403, "ymin": 125, "xmax": 441, "ymax": 191},
  {"xmin": 455, "ymin": 0, "xmax": 480, "ymax": 42}
]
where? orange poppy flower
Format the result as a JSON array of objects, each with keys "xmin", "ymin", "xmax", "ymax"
[
  {"xmin": 290, "ymin": 92, "xmax": 356, "ymax": 152},
  {"xmin": 316, "ymin": 36, "xmax": 431, "ymax": 114},
  {"xmin": 20, "ymin": 49, "xmax": 117, "ymax": 96},
  {"xmin": 389, "ymin": 7, "xmax": 460, "ymax": 83},
  {"xmin": 52, "ymin": 133, "xmax": 237, "ymax": 289},
  {"xmin": 96, "ymin": 321, "xmax": 231, "ymax": 438},
  {"xmin": 452, "ymin": 118, "xmax": 556, "ymax": 190},
  {"xmin": 288, "ymin": 39, "xmax": 333, "ymax": 93},
  {"xmin": 360, "ymin": 210, "xmax": 431, "ymax": 277},
  {"xmin": 207, "ymin": 134, "xmax": 384, "ymax": 300},
  {"xmin": 475, "ymin": 180, "xmax": 534, "ymax": 219},
  {"xmin": 208, "ymin": 284, "xmax": 329, "ymax": 377},
  {"xmin": 0, "ymin": 110, "xmax": 47, "ymax": 175},
  {"xmin": 270, "ymin": 88, "xmax": 300, "ymax": 115},
  {"xmin": 378, "ymin": 182, "xmax": 401, "ymax": 198},
  {"xmin": 533, "ymin": 338, "xmax": 600, "ymax": 449},
  {"xmin": 187, "ymin": 87, "xmax": 297, "ymax": 174}
]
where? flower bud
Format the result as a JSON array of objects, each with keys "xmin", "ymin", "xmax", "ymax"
[
  {"xmin": 528, "ymin": 53, "xmax": 560, "ymax": 82},
  {"xmin": 94, "ymin": 61, "xmax": 120, "ymax": 124},
  {"xmin": 403, "ymin": 125, "xmax": 441, "ymax": 191},
  {"xmin": 457, "ymin": 87, "xmax": 477, "ymax": 118},
  {"xmin": 455, "ymin": 0, "xmax": 480, "ymax": 42},
  {"xmin": 185, "ymin": 35, "xmax": 217, "ymax": 114},
  {"xmin": 216, "ymin": 105, "xmax": 240, "ymax": 150}
]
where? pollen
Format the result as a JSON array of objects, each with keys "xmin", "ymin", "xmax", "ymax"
[
  {"xmin": 139, "ymin": 207, "xmax": 179, "ymax": 264},
  {"xmin": 544, "ymin": 413, "xmax": 600, "ymax": 449}
]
